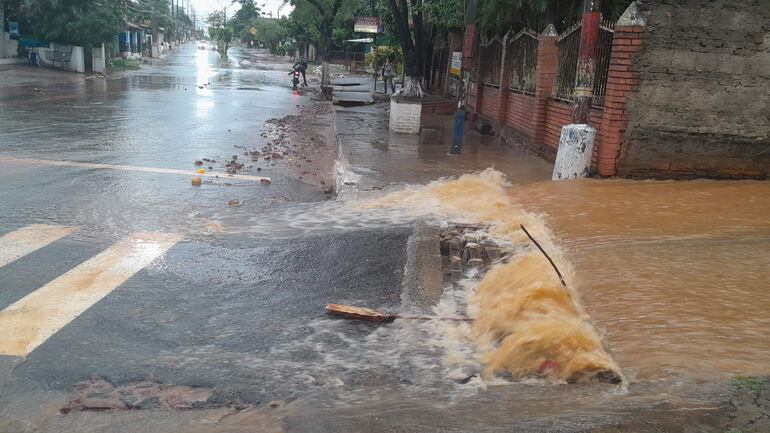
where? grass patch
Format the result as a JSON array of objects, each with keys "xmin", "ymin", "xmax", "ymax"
[
  {"xmin": 108, "ymin": 58, "xmax": 141, "ymax": 71},
  {"xmin": 732, "ymin": 376, "xmax": 762, "ymax": 394}
]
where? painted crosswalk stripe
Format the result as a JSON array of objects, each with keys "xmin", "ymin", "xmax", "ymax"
[
  {"xmin": 0, "ymin": 232, "xmax": 181, "ymax": 356},
  {"xmin": 0, "ymin": 224, "xmax": 76, "ymax": 269},
  {"xmin": 0, "ymin": 157, "xmax": 271, "ymax": 183}
]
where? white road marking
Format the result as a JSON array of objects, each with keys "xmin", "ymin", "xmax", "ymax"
[
  {"xmin": 0, "ymin": 157, "xmax": 271, "ymax": 183},
  {"xmin": 0, "ymin": 232, "xmax": 181, "ymax": 356},
  {"xmin": 0, "ymin": 224, "xmax": 76, "ymax": 269}
]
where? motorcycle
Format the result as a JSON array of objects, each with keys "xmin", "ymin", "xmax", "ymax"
[{"xmin": 290, "ymin": 68, "xmax": 301, "ymax": 90}]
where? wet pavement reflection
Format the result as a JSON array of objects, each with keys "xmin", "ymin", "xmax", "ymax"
[{"xmin": 0, "ymin": 44, "xmax": 322, "ymax": 240}]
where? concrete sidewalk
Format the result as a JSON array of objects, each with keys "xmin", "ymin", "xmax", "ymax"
[
  {"xmin": 0, "ymin": 64, "xmax": 85, "ymax": 88},
  {"xmin": 334, "ymin": 99, "xmax": 553, "ymax": 192}
]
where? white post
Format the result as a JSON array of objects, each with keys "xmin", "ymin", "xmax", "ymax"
[
  {"xmin": 92, "ymin": 43, "xmax": 106, "ymax": 73},
  {"xmin": 69, "ymin": 46, "xmax": 85, "ymax": 73},
  {"xmin": 552, "ymin": 124, "xmax": 596, "ymax": 180}
]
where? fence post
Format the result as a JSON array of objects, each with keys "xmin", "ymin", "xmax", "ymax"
[
  {"xmin": 531, "ymin": 25, "xmax": 559, "ymax": 148},
  {"xmin": 572, "ymin": 0, "xmax": 602, "ymax": 124},
  {"xmin": 496, "ymin": 30, "xmax": 512, "ymax": 125},
  {"xmin": 597, "ymin": 1, "xmax": 647, "ymax": 176}
]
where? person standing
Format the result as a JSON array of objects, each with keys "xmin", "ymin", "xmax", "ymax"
[{"xmin": 382, "ymin": 59, "xmax": 395, "ymax": 94}]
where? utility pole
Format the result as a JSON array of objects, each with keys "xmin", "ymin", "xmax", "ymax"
[
  {"xmin": 449, "ymin": 0, "xmax": 478, "ymax": 155},
  {"xmin": 172, "ymin": 0, "xmax": 176, "ymax": 44},
  {"xmin": 552, "ymin": 0, "xmax": 603, "ymax": 180},
  {"xmin": 572, "ymin": 0, "xmax": 602, "ymax": 124},
  {"xmin": 152, "ymin": 0, "xmax": 158, "ymax": 56}
]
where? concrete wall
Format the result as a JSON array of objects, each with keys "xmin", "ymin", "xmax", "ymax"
[
  {"xmin": 619, "ymin": 0, "xmax": 770, "ymax": 179},
  {"xmin": 37, "ymin": 43, "xmax": 85, "ymax": 73},
  {"xmin": 92, "ymin": 43, "xmax": 106, "ymax": 74},
  {"xmin": 1, "ymin": 32, "xmax": 19, "ymax": 58}
]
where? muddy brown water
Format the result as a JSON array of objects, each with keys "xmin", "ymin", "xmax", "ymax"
[
  {"xmin": 215, "ymin": 171, "xmax": 770, "ymax": 392},
  {"xmin": 508, "ymin": 179, "xmax": 770, "ymax": 383}
]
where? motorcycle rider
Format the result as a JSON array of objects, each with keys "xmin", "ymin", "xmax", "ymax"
[{"xmin": 291, "ymin": 58, "xmax": 308, "ymax": 87}]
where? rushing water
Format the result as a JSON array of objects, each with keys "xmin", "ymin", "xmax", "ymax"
[
  {"xmin": 212, "ymin": 170, "xmax": 770, "ymax": 392},
  {"xmin": 508, "ymin": 179, "xmax": 770, "ymax": 383}
]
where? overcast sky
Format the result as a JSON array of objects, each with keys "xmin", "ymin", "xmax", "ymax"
[{"xmin": 191, "ymin": 0, "xmax": 292, "ymax": 21}]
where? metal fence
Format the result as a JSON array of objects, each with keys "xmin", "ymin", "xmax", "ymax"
[
  {"xmin": 554, "ymin": 19, "xmax": 615, "ymax": 107},
  {"xmin": 328, "ymin": 50, "xmax": 367, "ymax": 72},
  {"xmin": 507, "ymin": 29, "xmax": 539, "ymax": 93},
  {"xmin": 480, "ymin": 38, "xmax": 502, "ymax": 86}
]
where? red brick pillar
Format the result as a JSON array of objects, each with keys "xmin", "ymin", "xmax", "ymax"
[
  {"xmin": 597, "ymin": 3, "xmax": 647, "ymax": 176},
  {"xmin": 531, "ymin": 25, "xmax": 559, "ymax": 147}
]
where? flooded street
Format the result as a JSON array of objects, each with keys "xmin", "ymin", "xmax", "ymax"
[
  {"xmin": 510, "ymin": 180, "xmax": 770, "ymax": 382},
  {"xmin": 0, "ymin": 44, "xmax": 323, "ymax": 239},
  {"xmin": 0, "ymin": 43, "xmax": 768, "ymax": 433}
]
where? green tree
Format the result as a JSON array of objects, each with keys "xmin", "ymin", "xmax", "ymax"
[
  {"xmin": 230, "ymin": 0, "xmax": 261, "ymax": 40},
  {"xmin": 477, "ymin": 0, "xmax": 633, "ymax": 36},
  {"xmin": 251, "ymin": 17, "xmax": 288, "ymax": 54},
  {"xmin": 288, "ymin": 0, "xmax": 367, "ymax": 88},
  {"xmin": 385, "ymin": 0, "xmax": 428, "ymax": 97},
  {"xmin": 421, "ymin": 0, "xmax": 464, "ymax": 29},
  {"xmin": 207, "ymin": 10, "xmax": 233, "ymax": 58},
  {"xmin": 19, "ymin": 0, "xmax": 125, "ymax": 47}
]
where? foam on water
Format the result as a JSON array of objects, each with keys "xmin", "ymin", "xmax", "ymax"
[{"xmin": 202, "ymin": 169, "xmax": 622, "ymax": 388}]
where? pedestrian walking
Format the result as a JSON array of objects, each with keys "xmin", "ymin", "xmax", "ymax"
[{"xmin": 382, "ymin": 59, "xmax": 395, "ymax": 94}]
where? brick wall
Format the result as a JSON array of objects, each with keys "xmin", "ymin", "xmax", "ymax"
[
  {"xmin": 460, "ymin": 1, "xmax": 767, "ymax": 179},
  {"xmin": 422, "ymin": 99, "xmax": 457, "ymax": 119},
  {"xmin": 541, "ymin": 99, "xmax": 604, "ymax": 163},
  {"xmin": 505, "ymin": 92, "xmax": 535, "ymax": 140},
  {"xmin": 618, "ymin": 0, "xmax": 770, "ymax": 179},
  {"xmin": 479, "ymin": 85, "xmax": 501, "ymax": 119}
]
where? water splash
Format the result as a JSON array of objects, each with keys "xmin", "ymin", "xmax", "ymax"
[
  {"xmin": 210, "ymin": 169, "xmax": 622, "ymax": 384},
  {"xmin": 362, "ymin": 169, "xmax": 623, "ymax": 384}
]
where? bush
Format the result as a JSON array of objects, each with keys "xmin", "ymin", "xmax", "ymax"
[
  {"xmin": 107, "ymin": 58, "xmax": 141, "ymax": 71},
  {"xmin": 365, "ymin": 46, "xmax": 403, "ymax": 76},
  {"xmin": 279, "ymin": 42, "xmax": 296, "ymax": 57}
]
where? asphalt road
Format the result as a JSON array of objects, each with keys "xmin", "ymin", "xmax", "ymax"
[
  {"xmin": 0, "ymin": 44, "xmax": 418, "ymax": 431},
  {"xmin": 0, "ymin": 43, "xmax": 747, "ymax": 433}
]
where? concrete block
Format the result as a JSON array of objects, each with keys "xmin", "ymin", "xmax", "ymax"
[
  {"xmin": 92, "ymin": 43, "xmax": 106, "ymax": 74},
  {"xmin": 389, "ymin": 98, "xmax": 423, "ymax": 134},
  {"xmin": 552, "ymin": 124, "xmax": 596, "ymax": 180}
]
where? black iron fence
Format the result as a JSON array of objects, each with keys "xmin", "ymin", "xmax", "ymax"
[
  {"xmin": 507, "ymin": 29, "xmax": 539, "ymax": 93},
  {"xmin": 554, "ymin": 19, "xmax": 615, "ymax": 107},
  {"xmin": 479, "ymin": 38, "xmax": 502, "ymax": 86}
]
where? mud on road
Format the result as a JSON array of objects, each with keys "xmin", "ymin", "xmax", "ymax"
[{"xmin": 249, "ymin": 99, "xmax": 336, "ymax": 193}]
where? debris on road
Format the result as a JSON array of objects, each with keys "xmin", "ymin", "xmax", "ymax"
[
  {"xmin": 60, "ymin": 376, "xmax": 248, "ymax": 413},
  {"xmin": 249, "ymin": 101, "xmax": 336, "ymax": 190},
  {"xmin": 326, "ymin": 303, "xmax": 472, "ymax": 324},
  {"xmin": 326, "ymin": 303, "xmax": 395, "ymax": 323}
]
